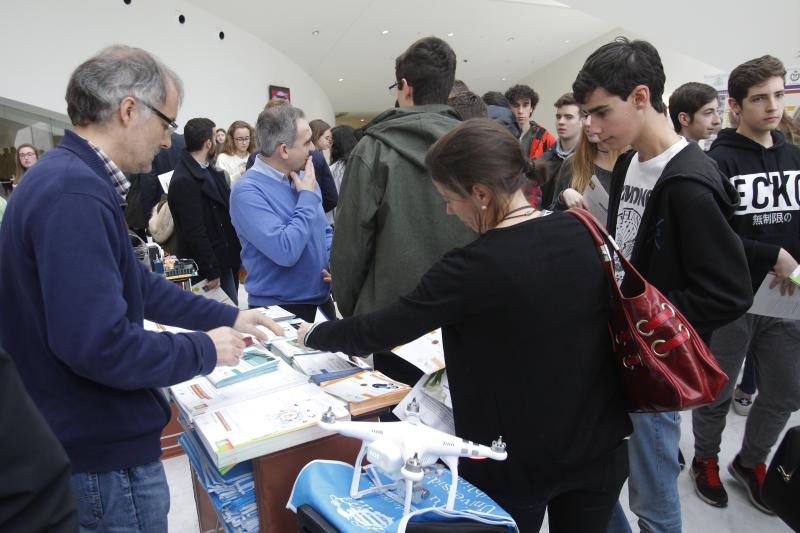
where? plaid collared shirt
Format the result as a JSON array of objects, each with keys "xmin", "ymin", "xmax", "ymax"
[{"xmin": 86, "ymin": 139, "xmax": 130, "ymax": 198}]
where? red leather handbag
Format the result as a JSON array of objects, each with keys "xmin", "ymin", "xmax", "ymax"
[{"xmin": 567, "ymin": 208, "xmax": 728, "ymax": 412}]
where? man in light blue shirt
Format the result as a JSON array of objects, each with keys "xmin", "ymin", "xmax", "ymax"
[{"xmin": 230, "ymin": 104, "xmax": 334, "ymax": 321}]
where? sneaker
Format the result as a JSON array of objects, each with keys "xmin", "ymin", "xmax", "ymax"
[
  {"xmin": 732, "ymin": 386, "xmax": 754, "ymax": 416},
  {"xmin": 691, "ymin": 457, "xmax": 728, "ymax": 507},
  {"xmin": 728, "ymin": 455, "xmax": 775, "ymax": 515}
]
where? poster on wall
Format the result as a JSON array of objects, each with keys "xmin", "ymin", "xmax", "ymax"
[{"xmin": 268, "ymin": 85, "xmax": 291, "ymax": 103}]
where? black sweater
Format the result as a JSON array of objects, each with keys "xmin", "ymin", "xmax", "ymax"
[
  {"xmin": 606, "ymin": 142, "xmax": 753, "ymax": 339},
  {"xmin": 708, "ymin": 128, "xmax": 800, "ymax": 286},
  {"xmin": 306, "ymin": 212, "xmax": 631, "ymax": 505}
]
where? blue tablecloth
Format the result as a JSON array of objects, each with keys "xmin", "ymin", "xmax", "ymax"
[{"xmin": 288, "ymin": 460, "xmax": 518, "ymax": 532}]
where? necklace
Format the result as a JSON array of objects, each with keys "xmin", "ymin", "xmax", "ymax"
[{"xmin": 499, "ymin": 205, "xmax": 535, "ymax": 222}]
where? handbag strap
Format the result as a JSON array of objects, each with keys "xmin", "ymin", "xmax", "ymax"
[{"xmin": 564, "ymin": 208, "xmax": 650, "ymax": 294}]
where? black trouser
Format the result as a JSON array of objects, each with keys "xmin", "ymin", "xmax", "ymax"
[
  {"xmin": 250, "ymin": 297, "xmax": 336, "ymax": 323},
  {"xmin": 500, "ymin": 440, "xmax": 629, "ymax": 533}
]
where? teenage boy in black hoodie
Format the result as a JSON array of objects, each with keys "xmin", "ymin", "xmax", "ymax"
[
  {"xmin": 573, "ymin": 38, "xmax": 753, "ymax": 533},
  {"xmin": 691, "ymin": 55, "xmax": 800, "ymax": 514}
]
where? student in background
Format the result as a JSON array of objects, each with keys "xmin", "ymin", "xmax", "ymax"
[
  {"xmin": 330, "ymin": 37, "xmax": 475, "ymax": 386},
  {"xmin": 573, "ymin": 37, "xmax": 753, "ymax": 533},
  {"xmin": 310, "ymin": 119, "xmax": 333, "ymax": 153},
  {"xmin": 692, "ymin": 55, "xmax": 800, "ymax": 515},
  {"xmin": 168, "ymin": 118, "xmax": 241, "ymax": 304},
  {"xmin": 505, "ymin": 83, "xmax": 556, "ymax": 159},
  {"xmin": 216, "ymin": 120, "xmax": 255, "ymax": 187},
  {"xmin": 327, "ymin": 124, "xmax": 358, "ymax": 225},
  {"xmin": 668, "ymin": 82, "xmax": 721, "ymax": 144},
  {"xmin": 215, "ymin": 127, "xmax": 226, "ymax": 145},
  {"xmin": 13, "ymin": 143, "xmax": 39, "ymax": 188},
  {"xmin": 300, "ymin": 119, "xmax": 631, "ymax": 532},
  {"xmin": 537, "ymin": 92, "xmax": 582, "ymax": 207},
  {"xmin": 482, "ymin": 91, "xmax": 521, "ymax": 138},
  {"xmin": 549, "ymin": 118, "xmax": 621, "ymax": 212},
  {"xmin": 448, "ymin": 90, "xmax": 488, "ymax": 120}
]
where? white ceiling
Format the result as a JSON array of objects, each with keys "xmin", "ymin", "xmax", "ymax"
[{"xmin": 185, "ymin": 0, "xmax": 800, "ymax": 119}]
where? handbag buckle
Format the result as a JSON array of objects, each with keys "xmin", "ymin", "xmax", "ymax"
[
  {"xmin": 778, "ymin": 465, "xmax": 793, "ymax": 482},
  {"xmin": 652, "ymin": 324, "xmax": 689, "ymax": 358}
]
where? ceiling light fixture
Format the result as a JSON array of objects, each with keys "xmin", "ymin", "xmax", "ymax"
[
  {"xmin": 381, "ymin": 29, "xmax": 389, "ymax": 35},
  {"xmin": 564, "ymin": 39, "xmax": 570, "ymax": 43},
  {"xmin": 312, "ymin": 30, "xmax": 320, "ymax": 36},
  {"xmin": 447, "ymin": 32, "xmax": 454, "ymax": 37},
  {"xmin": 360, "ymin": 119, "xmax": 365, "ymax": 122},
  {"xmin": 338, "ymin": 78, "xmax": 344, "ymax": 82},
  {"xmin": 501, "ymin": 77, "xmax": 507, "ymax": 81}
]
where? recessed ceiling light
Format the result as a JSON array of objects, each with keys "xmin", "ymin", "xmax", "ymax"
[
  {"xmin": 381, "ymin": 29, "xmax": 389, "ymax": 35},
  {"xmin": 501, "ymin": 77, "xmax": 507, "ymax": 81},
  {"xmin": 338, "ymin": 78, "xmax": 344, "ymax": 82},
  {"xmin": 312, "ymin": 30, "xmax": 320, "ymax": 36},
  {"xmin": 447, "ymin": 32, "xmax": 454, "ymax": 37},
  {"xmin": 507, "ymin": 36, "xmax": 515, "ymax": 41},
  {"xmin": 564, "ymin": 39, "xmax": 570, "ymax": 43},
  {"xmin": 360, "ymin": 119, "xmax": 365, "ymax": 122}
]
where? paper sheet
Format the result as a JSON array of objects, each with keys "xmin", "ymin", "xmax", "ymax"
[
  {"xmin": 393, "ymin": 373, "xmax": 455, "ymax": 435},
  {"xmin": 191, "ymin": 280, "xmax": 236, "ymax": 307},
  {"xmin": 158, "ymin": 170, "xmax": 174, "ymax": 194},
  {"xmin": 582, "ymin": 175, "xmax": 609, "ymax": 225},
  {"xmin": 748, "ymin": 273, "xmax": 800, "ymax": 319},
  {"xmin": 392, "ymin": 330, "xmax": 446, "ymax": 374}
]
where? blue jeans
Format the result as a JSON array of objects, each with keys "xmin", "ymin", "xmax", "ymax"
[
  {"xmin": 608, "ymin": 412, "xmax": 682, "ymax": 533},
  {"xmin": 70, "ymin": 460, "xmax": 169, "ymax": 532}
]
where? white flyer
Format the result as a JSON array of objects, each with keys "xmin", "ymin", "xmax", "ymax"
[
  {"xmin": 748, "ymin": 273, "xmax": 800, "ymax": 319},
  {"xmin": 392, "ymin": 329, "xmax": 446, "ymax": 374},
  {"xmin": 393, "ymin": 372, "xmax": 455, "ymax": 435},
  {"xmin": 191, "ymin": 279, "xmax": 236, "ymax": 307},
  {"xmin": 582, "ymin": 175, "xmax": 609, "ymax": 225}
]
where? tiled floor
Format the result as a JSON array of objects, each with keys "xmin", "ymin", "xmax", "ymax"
[{"xmin": 165, "ymin": 406, "xmax": 799, "ymax": 532}]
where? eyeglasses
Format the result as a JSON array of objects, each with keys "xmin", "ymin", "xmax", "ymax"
[
  {"xmin": 388, "ymin": 79, "xmax": 404, "ymax": 92},
  {"xmin": 141, "ymin": 101, "xmax": 178, "ymax": 134},
  {"xmin": 234, "ymin": 137, "xmax": 251, "ymax": 143},
  {"xmin": 19, "ymin": 152, "xmax": 37, "ymax": 159}
]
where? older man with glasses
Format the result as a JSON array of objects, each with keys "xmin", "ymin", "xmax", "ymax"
[{"xmin": 0, "ymin": 45, "xmax": 283, "ymax": 532}]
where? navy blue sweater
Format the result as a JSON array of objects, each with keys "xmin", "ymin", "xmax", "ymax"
[{"xmin": 0, "ymin": 131, "xmax": 239, "ymax": 473}]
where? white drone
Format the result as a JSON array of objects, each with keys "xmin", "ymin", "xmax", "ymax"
[{"xmin": 319, "ymin": 398, "xmax": 507, "ymax": 516}]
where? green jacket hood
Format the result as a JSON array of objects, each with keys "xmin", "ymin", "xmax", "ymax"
[{"xmin": 362, "ymin": 105, "xmax": 461, "ymax": 170}]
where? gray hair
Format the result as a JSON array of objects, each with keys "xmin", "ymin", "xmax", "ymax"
[
  {"xmin": 256, "ymin": 105, "xmax": 305, "ymax": 157},
  {"xmin": 65, "ymin": 45, "xmax": 184, "ymax": 127}
]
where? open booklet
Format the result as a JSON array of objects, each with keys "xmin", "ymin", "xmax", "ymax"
[{"xmin": 205, "ymin": 344, "xmax": 279, "ymax": 388}]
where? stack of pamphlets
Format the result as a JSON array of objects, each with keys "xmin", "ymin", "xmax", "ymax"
[
  {"xmin": 319, "ymin": 370, "xmax": 411, "ymax": 416},
  {"xmin": 171, "ymin": 358, "xmax": 308, "ymax": 421},
  {"xmin": 291, "ymin": 351, "xmax": 363, "ymax": 385},
  {"xmin": 192, "ymin": 383, "xmax": 350, "ymax": 469},
  {"xmin": 206, "ymin": 345, "xmax": 279, "ymax": 388},
  {"xmin": 179, "ymin": 429, "xmax": 258, "ymax": 532}
]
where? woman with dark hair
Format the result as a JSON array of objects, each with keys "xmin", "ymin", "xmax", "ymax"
[
  {"xmin": 327, "ymin": 125, "xmax": 358, "ymax": 224},
  {"xmin": 298, "ymin": 118, "xmax": 630, "ymax": 532},
  {"xmin": 14, "ymin": 143, "xmax": 39, "ymax": 188},
  {"xmin": 216, "ymin": 120, "xmax": 255, "ymax": 186},
  {"xmin": 309, "ymin": 119, "xmax": 333, "ymax": 152}
]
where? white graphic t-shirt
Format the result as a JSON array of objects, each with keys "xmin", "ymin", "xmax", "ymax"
[{"xmin": 614, "ymin": 137, "xmax": 688, "ymax": 282}]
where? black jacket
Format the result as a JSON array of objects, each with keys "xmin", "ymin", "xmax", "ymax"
[
  {"xmin": 168, "ymin": 151, "xmax": 241, "ymax": 280},
  {"xmin": 708, "ymin": 128, "xmax": 800, "ymax": 287},
  {"xmin": 607, "ymin": 142, "xmax": 753, "ymax": 338},
  {"xmin": 0, "ymin": 347, "xmax": 78, "ymax": 532}
]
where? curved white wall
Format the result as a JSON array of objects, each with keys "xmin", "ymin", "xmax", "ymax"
[{"xmin": 0, "ymin": 0, "xmax": 334, "ymax": 131}]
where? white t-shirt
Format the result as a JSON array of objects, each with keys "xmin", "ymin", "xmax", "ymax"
[
  {"xmin": 215, "ymin": 152, "xmax": 249, "ymax": 187},
  {"xmin": 614, "ymin": 137, "xmax": 688, "ymax": 281}
]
